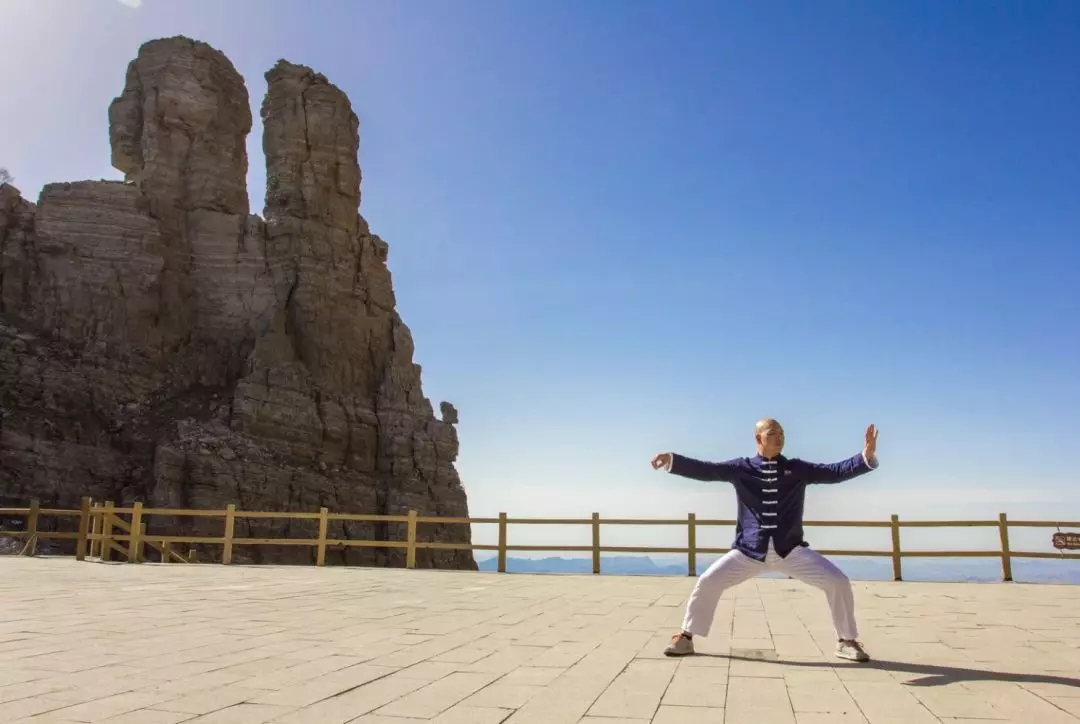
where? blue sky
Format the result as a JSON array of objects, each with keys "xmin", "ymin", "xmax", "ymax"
[{"xmin": 2, "ymin": 0, "xmax": 1078, "ymax": 556}]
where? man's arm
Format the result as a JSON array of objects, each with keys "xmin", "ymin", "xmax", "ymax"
[
  {"xmin": 793, "ymin": 451, "xmax": 878, "ymax": 484},
  {"xmin": 792, "ymin": 424, "xmax": 880, "ymax": 484},
  {"xmin": 654, "ymin": 453, "xmax": 744, "ymax": 482}
]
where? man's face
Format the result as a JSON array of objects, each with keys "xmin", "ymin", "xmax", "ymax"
[{"xmin": 755, "ymin": 422, "xmax": 785, "ymax": 457}]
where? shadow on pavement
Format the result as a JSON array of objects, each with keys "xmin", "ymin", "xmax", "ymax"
[{"xmin": 714, "ymin": 653, "xmax": 1080, "ymax": 688}]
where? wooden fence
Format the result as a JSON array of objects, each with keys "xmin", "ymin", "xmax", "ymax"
[{"xmin": 1, "ymin": 498, "xmax": 1078, "ymax": 582}]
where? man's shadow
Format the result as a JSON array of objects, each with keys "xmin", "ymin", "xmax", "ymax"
[{"xmin": 715, "ymin": 654, "xmax": 1080, "ymax": 689}]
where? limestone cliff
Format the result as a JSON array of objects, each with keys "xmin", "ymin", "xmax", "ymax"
[{"xmin": 0, "ymin": 36, "xmax": 475, "ymax": 569}]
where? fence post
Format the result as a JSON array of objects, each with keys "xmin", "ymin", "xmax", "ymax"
[
  {"xmin": 687, "ymin": 513, "xmax": 697, "ymax": 577},
  {"xmin": 162, "ymin": 541, "xmax": 172, "ymax": 563},
  {"xmin": 405, "ymin": 510, "xmax": 418, "ymax": 569},
  {"xmin": 222, "ymin": 504, "xmax": 236, "ymax": 565},
  {"xmin": 497, "ymin": 512, "xmax": 508, "ymax": 573},
  {"xmin": 101, "ymin": 501, "xmax": 114, "ymax": 562},
  {"xmin": 88, "ymin": 503, "xmax": 101, "ymax": 558},
  {"xmin": 890, "ymin": 514, "xmax": 902, "ymax": 581},
  {"xmin": 128, "ymin": 502, "xmax": 143, "ymax": 563},
  {"xmin": 75, "ymin": 496, "xmax": 91, "ymax": 561},
  {"xmin": 998, "ymin": 513, "xmax": 1013, "ymax": 582},
  {"xmin": 22, "ymin": 499, "xmax": 40, "ymax": 556},
  {"xmin": 316, "ymin": 507, "xmax": 329, "ymax": 566},
  {"xmin": 591, "ymin": 513, "xmax": 601, "ymax": 575}
]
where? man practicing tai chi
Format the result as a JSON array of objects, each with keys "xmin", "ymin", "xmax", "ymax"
[{"xmin": 652, "ymin": 419, "xmax": 879, "ymax": 662}]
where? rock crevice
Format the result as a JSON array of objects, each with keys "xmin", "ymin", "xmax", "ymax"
[{"xmin": 0, "ymin": 36, "xmax": 474, "ymax": 569}]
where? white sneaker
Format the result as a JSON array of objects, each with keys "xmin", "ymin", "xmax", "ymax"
[
  {"xmin": 664, "ymin": 633, "xmax": 694, "ymax": 656},
  {"xmin": 835, "ymin": 640, "xmax": 870, "ymax": 662}
]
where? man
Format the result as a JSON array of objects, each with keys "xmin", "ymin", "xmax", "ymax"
[{"xmin": 652, "ymin": 419, "xmax": 879, "ymax": 662}]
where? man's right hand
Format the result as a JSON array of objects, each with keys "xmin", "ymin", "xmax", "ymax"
[{"xmin": 651, "ymin": 453, "xmax": 672, "ymax": 470}]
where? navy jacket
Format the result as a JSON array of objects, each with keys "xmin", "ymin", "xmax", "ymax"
[{"xmin": 668, "ymin": 452, "xmax": 877, "ymax": 561}]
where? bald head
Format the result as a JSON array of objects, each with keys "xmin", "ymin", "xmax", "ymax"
[
  {"xmin": 755, "ymin": 418, "xmax": 781, "ymax": 434},
  {"xmin": 754, "ymin": 418, "xmax": 785, "ymax": 458}
]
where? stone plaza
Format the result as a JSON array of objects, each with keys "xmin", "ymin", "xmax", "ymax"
[{"xmin": 2, "ymin": 557, "xmax": 1079, "ymax": 723}]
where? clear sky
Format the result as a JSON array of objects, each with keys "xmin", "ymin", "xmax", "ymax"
[{"xmin": 2, "ymin": 0, "xmax": 1078, "ymax": 557}]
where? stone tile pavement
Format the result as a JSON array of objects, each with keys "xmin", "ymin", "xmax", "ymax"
[{"xmin": 2, "ymin": 557, "xmax": 1079, "ymax": 723}]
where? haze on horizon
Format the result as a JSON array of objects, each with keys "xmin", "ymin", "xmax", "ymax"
[{"xmin": 2, "ymin": 0, "xmax": 1077, "ymax": 558}]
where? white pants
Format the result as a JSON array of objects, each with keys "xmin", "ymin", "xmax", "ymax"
[{"xmin": 683, "ymin": 541, "xmax": 858, "ymax": 641}]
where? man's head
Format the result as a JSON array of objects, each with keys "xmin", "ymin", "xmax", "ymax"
[{"xmin": 755, "ymin": 418, "xmax": 785, "ymax": 458}]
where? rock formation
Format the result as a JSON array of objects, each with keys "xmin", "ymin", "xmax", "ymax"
[{"xmin": 0, "ymin": 36, "xmax": 475, "ymax": 569}]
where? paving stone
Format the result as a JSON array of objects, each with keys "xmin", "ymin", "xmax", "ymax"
[
  {"xmin": 661, "ymin": 664, "xmax": 727, "ymax": 708},
  {"xmin": 586, "ymin": 659, "xmax": 677, "ymax": 718},
  {"xmin": 372, "ymin": 671, "xmax": 501, "ymax": 718},
  {"xmin": 653, "ymin": 704, "xmax": 727, "ymax": 723}
]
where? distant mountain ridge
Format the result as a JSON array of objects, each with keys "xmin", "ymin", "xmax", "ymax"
[{"xmin": 477, "ymin": 555, "xmax": 1080, "ymax": 584}]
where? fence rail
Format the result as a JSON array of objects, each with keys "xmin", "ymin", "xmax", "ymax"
[{"xmin": 2, "ymin": 498, "xmax": 1078, "ymax": 581}]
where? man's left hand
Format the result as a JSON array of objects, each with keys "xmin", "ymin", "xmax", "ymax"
[{"xmin": 863, "ymin": 424, "xmax": 878, "ymax": 465}]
